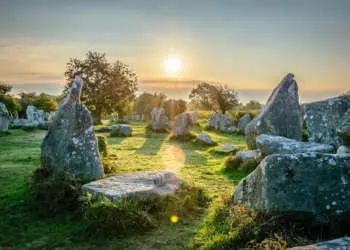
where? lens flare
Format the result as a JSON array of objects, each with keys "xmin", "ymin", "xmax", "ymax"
[{"xmin": 170, "ymin": 215, "xmax": 179, "ymax": 223}]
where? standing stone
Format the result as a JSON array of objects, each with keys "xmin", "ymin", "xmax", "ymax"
[
  {"xmin": 303, "ymin": 96, "xmax": 350, "ymax": 148},
  {"xmin": 192, "ymin": 111, "xmax": 198, "ymax": 124},
  {"xmin": 26, "ymin": 105, "xmax": 37, "ymax": 123},
  {"xmin": 151, "ymin": 107, "xmax": 169, "ymax": 130},
  {"xmin": 207, "ymin": 112, "xmax": 236, "ymax": 132},
  {"xmin": 245, "ymin": 73, "xmax": 302, "ymax": 149},
  {"xmin": 172, "ymin": 113, "xmax": 193, "ymax": 137},
  {"xmin": 237, "ymin": 114, "xmax": 252, "ymax": 134},
  {"xmin": 41, "ymin": 76, "xmax": 104, "ymax": 179},
  {"xmin": 233, "ymin": 153, "xmax": 350, "ymax": 222},
  {"xmin": 37, "ymin": 109, "xmax": 45, "ymax": 123},
  {"xmin": 141, "ymin": 113, "xmax": 144, "ymax": 121},
  {"xmin": 109, "ymin": 124, "xmax": 132, "ymax": 137},
  {"xmin": 49, "ymin": 111, "xmax": 56, "ymax": 120},
  {"xmin": 0, "ymin": 102, "xmax": 10, "ymax": 132}
]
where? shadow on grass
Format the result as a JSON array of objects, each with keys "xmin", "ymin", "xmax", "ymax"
[
  {"xmin": 136, "ymin": 132, "xmax": 168, "ymax": 155},
  {"xmin": 170, "ymin": 140, "xmax": 208, "ymax": 166}
]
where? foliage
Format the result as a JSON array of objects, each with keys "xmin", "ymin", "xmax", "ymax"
[
  {"xmin": 97, "ymin": 135, "xmax": 108, "ymax": 157},
  {"xmin": 22, "ymin": 125, "xmax": 38, "ymax": 131},
  {"xmin": 189, "ymin": 82, "xmax": 239, "ymax": 114},
  {"xmin": 242, "ymin": 100, "xmax": 263, "ymax": 110},
  {"xmin": 0, "ymin": 94, "xmax": 21, "ymax": 114},
  {"xmin": 30, "ymin": 167, "xmax": 83, "ymax": 217},
  {"xmin": 223, "ymin": 156, "xmax": 242, "ymax": 172},
  {"xmin": 133, "ymin": 92, "xmax": 166, "ymax": 119},
  {"xmin": 64, "ymin": 51, "xmax": 138, "ymax": 123},
  {"xmin": 83, "ymin": 183, "xmax": 210, "ymax": 238},
  {"xmin": 239, "ymin": 158, "xmax": 259, "ymax": 173},
  {"xmin": 18, "ymin": 92, "xmax": 58, "ymax": 117},
  {"xmin": 0, "ymin": 82, "xmax": 12, "ymax": 94}
]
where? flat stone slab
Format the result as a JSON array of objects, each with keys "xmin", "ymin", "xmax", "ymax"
[
  {"xmin": 216, "ymin": 144, "xmax": 239, "ymax": 152},
  {"xmin": 256, "ymin": 134, "xmax": 334, "ymax": 156},
  {"xmin": 82, "ymin": 170, "xmax": 182, "ymax": 201},
  {"xmin": 288, "ymin": 237, "xmax": 350, "ymax": 250}
]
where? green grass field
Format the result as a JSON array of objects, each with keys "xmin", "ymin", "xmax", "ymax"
[{"xmin": 0, "ymin": 120, "xmax": 248, "ymax": 249}]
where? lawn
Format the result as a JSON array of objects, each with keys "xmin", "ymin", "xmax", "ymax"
[{"xmin": 0, "ymin": 120, "xmax": 248, "ymax": 249}]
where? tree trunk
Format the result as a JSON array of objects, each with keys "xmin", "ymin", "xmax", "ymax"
[{"xmin": 92, "ymin": 108, "xmax": 102, "ymax": 125}]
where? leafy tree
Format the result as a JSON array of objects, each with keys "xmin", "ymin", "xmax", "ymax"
[
  {"xmin": 243, "ymin": 100, "xmax": 263, "ymax": 110},
  {"xmin": 0, "ymin": 82, "xmax": 12, "ymax": 95},
  {"xmin": 32, "ymin": 93, "xmax": 58, "ymax": 112},
  {"xmin": 64, "ymin": 51, "xmax": 138, "ymax": 124},
  {"xmin": 189, "ymin": 82, "xmax": 239, "ymax": 114},
  {"xmin": 0, "ymin": 94, "xmax": 21, "ymax": 114},
  {"xmin": 133, "ymin": 92, "xmax": 166, "ymax": 119}
]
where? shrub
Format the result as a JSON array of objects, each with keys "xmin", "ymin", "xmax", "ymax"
[
  {"xmin": 102, "ymin": 158, "xmax": 118, "ymax": 174},
  {"xmin": 223, "ymin": 156, "xmax": 242, "ymax": 172},
  {"xmin": 30, "ymin": 167, "xmax": 83, "ymax": 217},
  {"xmin": 97, "ymin": 135, "xmax": 108, "ymax": 157},
  {"xmin": 83, "ymin": 183, "xmax": 210, "ymax": 239},
  {"xmin": 239, "ymin": 158, "xmax": 259, "ymax": 174}
]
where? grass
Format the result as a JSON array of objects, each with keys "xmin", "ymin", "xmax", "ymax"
[{"xmin": 0, "ymin": 118, "xmax": 250, "ymax": 249}]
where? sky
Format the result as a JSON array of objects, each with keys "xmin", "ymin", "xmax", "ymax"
[{"xmin": 0, "ymin": 0, "xmax": 349, "ymax": 104}]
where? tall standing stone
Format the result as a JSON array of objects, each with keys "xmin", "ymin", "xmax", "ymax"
[
  {"xmin": 245, "ymin": 73, "xmax": 302, "ymax": 149},
  {"xmin": 41, "ymin": 76, "xmax": 104, "ymax": 179},
  {"xmin": 151, "ymin": 107, "xmax": 169, "ymax": 130},
  {"xmin": 303, "ymin": 96, "xmax": 350, "ymax": 148},
  {"xmin": 237, "ymin": 114, "xmax": 251, "ymax": 134},
  {"xmin": 26, "ymin": 105, "xmax": 37, "ymax": 123},
  {"xmin": 0, "ymin": 102, "xmax": 10, "ymax": 132},
  {"xmin": 37, "ymin": 109, "xmax": 45, "ymax": 123},
  {"xmin": 172, "ymin": 113, "xmax": 193, "ymax": 137}
]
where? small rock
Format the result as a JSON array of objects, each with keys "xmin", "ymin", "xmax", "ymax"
[
  {"xmin": 236, "ymin": 150, "xmax": 260, "ymax": 161},
  {"xmin": 196, "ymin": 133, "xmax": 214, "ymax": 145}
]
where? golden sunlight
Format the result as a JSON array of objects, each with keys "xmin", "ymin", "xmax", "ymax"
[{"xmin": 163, "ymin": 56, "xmax": 182, "ymax": 76}]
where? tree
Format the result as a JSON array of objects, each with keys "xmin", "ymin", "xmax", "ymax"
[
  {"xmin": 0, "ymin": 94, "xmax": 21, "ymax": 114},
  {"xmin": 0, "ymin": 82, "xmax": 12, "ymax": 95},
  {"xmin": 32, "ymin": 93, "xmax": 58, "ymax": 112},
  {"xmin": 64, "ymin": 51, "xmax": 138, "ymax": 123},
  {"xmin": 133, "ymin": 92, "xmax": 167, "ymax": 119},
  {"xmin": 164, "ymin": 99, "xmax": 187, "ymax": 120},
  {"xmin": 189, "ymin": 82, "xmax": 239, "ymax": 114},
  {"xmin": 244, "ymin": 100, "xmax": 263, "ymax": 110}
]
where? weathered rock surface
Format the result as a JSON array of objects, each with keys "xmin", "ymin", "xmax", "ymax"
[
  {"xmin": 236, "ymin": 150, "xmax": 260, "ymax": 161},
  {"xmin": 303, "ymin": 96, "xmax": 350, "ymax": 147},
  {"xmin": 109, "ymin": 124, "xmax": 132, "ymax": 137},
  {"xmin": 337, "ymin": 145, "xmax": 350, "ymax": 154},
  {"xmin": 233, "ymin": 153, "xmax": 350, "ymax": 222},
  {"xmin": 216, "ymin": 144, "xmax": 240, "ymax": 153},
  {"xmin": 0, "ymin": 102, "xmax": 10, "ymax": 132},
  {"xmin": 26, "ymin": 105, "xmax": 37, "ymax": 122},
  {"xmin": 336, "ymin": 108, "xmax": 350, "ymax": 146},
  {"xmin": 238, "ymin": 114, "xmax": 252, "ymax": 134},
  {"xmin": 256, "ymin": 134, "xmax": 334, "ymax": 156},
  {"xmin": 37, "ymin": 109, "xmax": 45, "ymax": 123},
  {"xmin": 196, "ymin": 133, "xmax": 214, "ymax": 145},
  {"xmin": 207, "ymin": 112, "xmax": 236, "ymax": 133},
  {"xmin": 288, "ymin": 237, "xmax": 350, "ymax": 250},
  {"xmin": 245, "ymin": 73, "xmax": 302, "ymax": 149},
  {"xmin": 82, "ymin": 170, "xmax": 182, "ymax": 201},
  {"xmin": 172, "ymin": 113, "xmax": 193, "ymax": 137},
  {"xmin": 151, "ymin": 107, "xmax": 169, "ymax": 130},
  {"xmin": 41, "ymin": 76, "xmax": 104, "ymax": 179}
]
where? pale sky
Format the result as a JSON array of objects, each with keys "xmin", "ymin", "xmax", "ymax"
[{"xmin": 0, "ymin": 0, "xmax": 349, "ymax": 103}]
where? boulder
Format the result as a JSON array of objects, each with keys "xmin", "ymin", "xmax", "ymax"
[
  {"xmin": 256, "ymin": 134, "xmax": 334, "ymax": 156},
  {"xmin": 82, "ymin": 170, "xmax": 182, "ymax": 201},
  {"xmin": 336, "ymin": 108, "xmax": 350, "ymax": 146},
  {"xmin": 11, "ymin": 118, "xmax": 27, "ymax": 128},
  {"xmin": 37, "ymin": 109, "xmax": 45, "ymax": 123},
  {"xmin": 196, "ymin": 133, "xmax": 214, "ymax": 145},
  {"xmin": 109, "ymin": 124, "xmax": 132, "ymax": 137},
  {"xmin": 236, "ymin": 150, "xmax": 260, "ymax": 161},
  {"xmin": 172, "ymin": 113, "xmax": 193, "ymax": 137},
  {"xmin": 233, "ymin": 153, "xmax": 350, "ymax": 222},
  {"xmin": 0, "ymin": 102, "xmax": 10, "ymax": 132},
  {"xmin": 207, "ymin": 112, "xmax": 235, "ymax": 132},
  {"xmin": 151, "ymin": 107, "xmax": 169, "ymax": 130},
  {"xmin": 237, "ymin": 114, "xmax": 252, "ymax": 134},
  {"xmin": 303, "ymin": 96, "xmax": 350, "ymax": 147},
  {"xmin": 41, "ymin": 76, "xmax": 104, "ymax": 179},
  {"xmin": 288, "ymin": 237, "xmax": 350, "ymax": 250},
  {"xmin": 245, "ymin": 73, "xmax": 302, "ymax": 149},
  {"xmin": 216, "ymin": 144, "xmax": 240, "ymax": 153},
  {"xmin": 337, "ymin": 145, "xmax": 350, "ymax": 154}
]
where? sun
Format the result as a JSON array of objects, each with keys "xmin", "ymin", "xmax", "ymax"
[{"xmin": 163, "ymin": 56, "xmax": 182, "ymax": 76}]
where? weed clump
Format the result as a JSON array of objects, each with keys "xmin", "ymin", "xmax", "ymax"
[
  {"xmin": 30, "ymin": 167, "xmax": 83, "ymax": 217},
  {"xmin": 223, "ymin": 156, "xmax": 242, "ymax": 172},
  {"xmin": 97, "ymin": 135, "xmax": 108, "ymax": 157}
]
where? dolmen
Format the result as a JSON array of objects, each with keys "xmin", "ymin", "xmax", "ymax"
[
  {"xmin": 245, "ymin": 73, "xmax": 302, "ymax": 149},
  {"xmin": 41, "ymin": 76, "xmax": 104, "ymax": 179}
]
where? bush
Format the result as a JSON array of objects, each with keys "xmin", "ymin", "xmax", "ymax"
[
  {"xmin": 30, "ymin": 168, "xmax": 83, "ymax": 217},
  {"xmin": 97, "ymin": 135, "xmax": 108, "ymax": 157},
  {"xmin": 102, "ymin": 158, "xmax": 118, "ymax": 174},
  {"xmin": 83, "ymin": 183, "xmax": 210, "ymax": 238},
  {"xmin": 223, "ymin": 156, "xmax": 242, "ymax": 172},
  {"xmin": 239, "ymin": 158, "xmax": 259, "ymax": 173}
]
